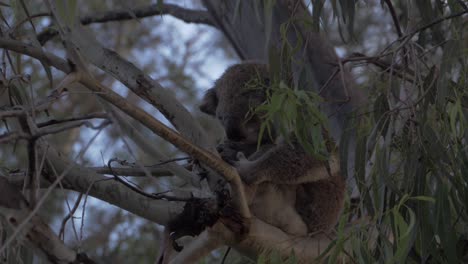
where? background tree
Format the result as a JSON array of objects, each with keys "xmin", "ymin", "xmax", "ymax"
[{"xmin": 0, "ymin": 0, "xmax": 466, "ymax": 263}]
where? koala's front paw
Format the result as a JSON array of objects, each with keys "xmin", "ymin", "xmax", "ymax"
[
  {"xmin": 217, "ymin": 143, "xmax": 239, "ymax": 165},
  {"xmin": 235, "ymin": 152, "xmax": 260, "ymax": 185}
]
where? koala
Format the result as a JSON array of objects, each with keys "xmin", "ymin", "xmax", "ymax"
[{"xmin": 200, "ymin": 62, "xmax": 345, "ymax": 235}]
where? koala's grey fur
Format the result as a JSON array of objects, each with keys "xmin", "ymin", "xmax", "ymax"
[{"xmin": 200, "ymin": 62, "xmax": 345, "ymax": 235}]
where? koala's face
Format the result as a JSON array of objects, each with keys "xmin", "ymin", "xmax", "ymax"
[{"xmin": 200, "ymin": 63, "xmax": 272, "ymax": 144}]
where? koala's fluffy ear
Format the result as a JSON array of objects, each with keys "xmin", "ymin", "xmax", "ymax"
[{"xmin": 199, "ymin": 88, "xmax": 218, "ymax": 116}]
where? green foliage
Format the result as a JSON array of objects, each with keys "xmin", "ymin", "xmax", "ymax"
[
  {"xmin": 251, "ymin": 78, "xmax": 329, "ymax": 159},
  {"xmin": 342, "ymin": 25, "xmax": 468, "ymax": 264},
  {"xmin": 250, "ymin": 13, "xmax": 331, "ymax": 160},
  {"xmin": 260, "ymin": 1, "xmax": 468, "ymax": 263}
]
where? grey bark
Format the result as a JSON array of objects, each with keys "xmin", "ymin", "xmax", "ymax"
[
  {"xmin": 39, "ymin": 143, "xmax": 184, "ymax": 226},
  {"xmin": 0, "ymin": 177, "xmax": 96, "ymax": 264}
]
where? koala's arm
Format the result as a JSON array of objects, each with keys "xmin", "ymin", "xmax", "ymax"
[
  {"xmin": 217, "ymin": 141, "xmax": 259, "ymax": 165},
  {"xmin": 236, "ymin": 142, "xmax": 339, "ymax": 185}
]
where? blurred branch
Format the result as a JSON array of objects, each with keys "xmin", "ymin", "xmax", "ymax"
[
  {"xmin": 80, "ymin": 3, "xmax": 214, "ymax": 26},
  {"xmin": 0, "ymin": 177, "xmax": 96, "ymax": 264},
  {"xmin": 37, "ymin": 3, "xmax": 215, "ymax": 44},
  {"xmin": 382, "ymin": 10, "xmax": 468, "ymax": 56},
  {"xmin": 342, "ymin": 52, "xmax": 415, "ymax": 82},
  {"xmin": 0, "ymin": 119, "xmax": 111, "ymax": 144},
  {"xmin": 383, "ymin": 0, "xmax": 403, "ymax": 37},
  {"xmin": 405, "ymin": 10, "xmax": 467, "ymax": 37},
  {"xmin": 383, "ymin": 0, "xmax": 408, "ymax": 66},
  {"xmin": 59, "ymin": 193, "xmax": 82, "ymax": 240}
]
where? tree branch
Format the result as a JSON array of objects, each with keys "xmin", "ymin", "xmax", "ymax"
[
  {"xmin": 383, "ymin": 0, "xmax": 403, "ymax": 37},
  {"xmin": 0, "ymin": 177, "xmax": 96, "ymax": 264},
  {"xmin": 75, "ymin": 73, "xmax": 250, "ymax": 220},
  {"xmin": 80, "ymin": 3, "xmax": 214, "ymax": 26},
  {"xmin": 39, "ymin": 142, "xmax": 183, "ymax": 225},
  {"xmin": 0, "ymin": 34, "xmax": 254, "ymax": 260},
  {"xmin": 37, "ymin": 3, "xmax": 215, "ymax": 44},
  {"xmin": 59, "ymin": 25, "xmax": 210, "ymax": 148}
]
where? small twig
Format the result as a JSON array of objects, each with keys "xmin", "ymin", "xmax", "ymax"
[
  {"xmin": 1, "ymin": 118, "xmax": 110, "ymax": 145},
  {"xmin": 36, "ymin": 112, "xmax": 109, "ymax": 128},
  {"xmin": 90, "ymin": 167, "xmax": 173, "ymax": 177},
  {"xmin": 0, "ymin": 123, "xmax": 103, "ymax": 255},
  {"xmin": 383, "ymin": 0, "xmax": 403, "ymax": 38},
  {"xmin": 11, "ymin": 12, "xmax": 49, "ymax": 33},
  {"xmin": 148, "ymin": 157, "xmax": 191, "ymax": 167},
  {"xmin": 36, "ymin": 120, "xmax": 111, "ymax": 136},
  {"xmin": 456, "ymin": 0, "xmax": 468, "ymax": 11},
  {"xmin": 341, "ymin": 53, "xmax": 415, "ymax": 83},
  {"xmin": 382, "ymin": 0, "xmax": 408, "ymax": 66},
  {"xmin": 107, "ymin": 159, "xmax": 191, "ymax": 202},
  {"xmin": 59, "ymin": 193, "xmax": 83, "ymax": 240},
  {"xmin": 406, "ymin": 10, "xmax": 467, "ymax": 38},
  {"xmin": 220, "ymin": 246, "xmax": 231, "ymax": 264},
  {"xmin": 26, "ymin": 139, "xmax": 38, "ymax": 206},
  {"xmin": 318, "ymin": 67, "xmax": 340, "ymax": 96},
  {"xmin": 381, "ymin": 10, "xmax": 468, "ymax": 57},
  {"xmin": 78, "ymin": 179, "xmax": 96, "ymax": 251}
]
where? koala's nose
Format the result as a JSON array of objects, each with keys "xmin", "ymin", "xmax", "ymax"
[{"xmin": 225, "ymin": 119, "xmax": 246, "ymax": 141}]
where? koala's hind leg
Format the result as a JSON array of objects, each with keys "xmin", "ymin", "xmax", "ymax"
[
  {"xmin": 295, "ymin": 175, "xmax": 346, "ymax": 233},
  {"xmin": 274, "ymin": 205, "xmax": 308, "ymax": 236},
  {"xmin": 250, "ymin": 184, "xmax": 308, "ymax": 236}
]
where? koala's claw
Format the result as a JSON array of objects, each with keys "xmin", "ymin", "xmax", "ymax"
[
  {"xmin": 217, "ymin": 143, "xmax": 239, "ymax": 165},
  {"xmin": 234, "ymin": 153, "xmax": 259, "ymax": 185},
  {"xmin": 236, "ymin": 152, "xmax": 248, "ymax": 161}
]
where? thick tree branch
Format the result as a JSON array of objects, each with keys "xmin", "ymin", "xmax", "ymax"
[
  {"xmin": 166, "ymin": 218, "xmax": 336, "ymax": 263},
  {"xmin": 75, "ymin": 74, "xmax": 250, "ymax": 220},
  {"xmin": 0, "ymin": 177, "xmax": 96, "ymax": 264},
  {"xmin": 39, "ymin": 142, "xmax": 183, "ymax": 225},
  {"xmin": 0, "ymin": 37, "xmax": 250, "ymax": 224},
  {"xmin": 59, "ymin": 26, "xmax": 210, "ymax": 148}
]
